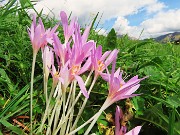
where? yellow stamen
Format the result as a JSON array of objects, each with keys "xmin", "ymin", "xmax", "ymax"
[
  {"xmin": 120, "ymin": 83, "xmax": 123, "ymax": 88},
  {"xmin": 97, "ymin": 60, "xmax": 105, "ymax": 71},
  {"xmin": 71, "ymin": 65, "xmax": 80, "ymax": 75},
  {"xmin": 54, "ymin": 71, "xmax": 60, "ymax": 78}
]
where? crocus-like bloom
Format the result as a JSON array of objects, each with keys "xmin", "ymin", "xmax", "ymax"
[
  {"xmin": 60, "ymin": 11, "xmax": 77, "ymax": 44},
  {"xmin": 53, "ymin": 34, "xmax": 70, "ymax": 66},
  {"xmin": 91, "ymin": 45, "xmax": 118, "ymax": 77},
  {"xmin": 28, "ymin": 14, "xmax": 47, "ymax": 54},
  {"xmin": 66, "ymin": 23, "xmax": 95, "ymax": 98},
  {"xmin": 28, "ymin": 14, "xmax": 59, "ymax": 54},
  {"xmin": 115, "ymin": 106, "xmax": 142, "ymax": 135},
  {"xmin": 42, "ymin": 46, "xmax": 54, "ymax": 81},
  {"xmin": 101, "ymin": 59, "xmax": 147, "ymax": 109}
]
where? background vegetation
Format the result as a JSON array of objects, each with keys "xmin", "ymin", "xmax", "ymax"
[{"xmin": 0, "ymin": 1, "xmax": 180, "ymax": 135}]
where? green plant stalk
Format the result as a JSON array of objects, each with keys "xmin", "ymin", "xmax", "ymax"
[
  {"xmin": 168, "ymin": 107, "xmax": 175, "ymax": 135},
  {"xmin": 71, "ymin": 74, "xmax": 97, "ymax": 131},
  {"xmin": 38, "ymin": 83, "xmax": 56, "ymax": 133},
  {"xmin": 30, "ymin": 52, "xmax": 37, "ymax": 135}
]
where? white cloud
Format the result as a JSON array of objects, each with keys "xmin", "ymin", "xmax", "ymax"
[
  {"xmin": 95, "ymin": 28, "xmax": 108, "ymax": 36},
  {"xmin": 141, "ymin": 9, "xmax": 180, "ymax": 33},
  {"xmin": 31, "ymin": 0, "xmax": 165, "ymax": 24},
  {"xmin": 26, "ymin": 0, "xmax": 180, "ymax": 39},
  {"xmin": 113, "ymin": 9, "xmax": 180, "ymax": 39},
  {"xmin": 113, "ymin": 17, "xmax": 143, "ymax": 39},
  {"xmin": 145, "ymin": 0, "xmax": 166, "ymax": 13},
  {"xmin": 0, "ymin": 0, "xmax": 9, "ymax": 6}
]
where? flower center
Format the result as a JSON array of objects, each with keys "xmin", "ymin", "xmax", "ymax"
[
  {"xmin": 54, "ymin": 71, "xmax": 60, "ymax": 79},
  {"xmin": 97, "ymin": 60, "xmax": 105, "ymax": 71},
  {"xmin": 120, "ymin": 83, "xmax": 124, "ymax": 88},
  {"xmin": 71, "ymin": 65, "xmax": 80, "ymax": 75}
]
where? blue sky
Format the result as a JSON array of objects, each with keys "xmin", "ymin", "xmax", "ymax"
[
  {"xmin": 1, "ymin": 0, "xmax": 180, "ymax": 39},
  {"xmin": 100, "ymin": 0, "xmax": 180, "ymax": 38},
  {"xmin": 126, "ymin": 0, "xmax": 180, "ymax": 26}
]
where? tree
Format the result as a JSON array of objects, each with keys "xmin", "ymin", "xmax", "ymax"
[{"xmin": 105, "ymin": 28, "xmax": 117, "ymax": 50}]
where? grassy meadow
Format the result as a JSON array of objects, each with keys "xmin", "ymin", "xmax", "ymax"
[{"xmin": 0, "ymin": 1, "xmax": 180, "ymax": 135}]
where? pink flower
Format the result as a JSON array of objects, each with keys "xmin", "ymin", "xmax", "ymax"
[
  {"xmin": 103, "ymin": 55, "xmax": 147, "ymax": 106},
  {"xmin": 67, "ymin": 31, "xmax": 95, "ymax": 98},
  {"xmin": 28, "ymin": 14, "xmax": 46, "ymax": 54},
  {"xmin": 60, "ymin": 11, "xmax": 77, "ymax": 44},
  {"xmin": 101, "ymin": 59, "xmax": 147, "ymax": 109},
  {"xmin": 50, "ymin": 65, "xmax": 61, "ymax": 86},
  {"xmin": 68, "ymin": 54, "xmax": 92, "ymax": 98},
  {"xmin": 91, "ymin": 45, "xmax": 118, "ymax": 77},
  {"xmin": 115, "ymin": 106, "xmax": 142, "ymax": 135},
  {"xmin": 28, "ymin": 14, "xmax": 59, "ymax": 54},
  {"xmin": 42, "ymin": 46, "xmax": 54, "ymax": 81},
  {"xmin": 53, "ymin": 34, "xmax": 70, "ymax": 66}
]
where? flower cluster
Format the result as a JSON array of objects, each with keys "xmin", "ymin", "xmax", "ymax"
[{"xmin": 28, "ymin": 11, "xmax": 147, "ymax": 135}]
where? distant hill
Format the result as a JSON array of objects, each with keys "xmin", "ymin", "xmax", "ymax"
[
  {"xmin": 154, "ymin": 32, "xmax": 180, "ymax": 43},
  {"xmin": 117, "ymin": 34, "xmax": 137, "ymax": 40}
]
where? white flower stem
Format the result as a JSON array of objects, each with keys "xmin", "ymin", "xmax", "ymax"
[
  {"xmin": 71, "ymin": 74, "xmax": 97, "ymax": 131},
  {"xmin": 53, "ymin": 83, "xmax": 62, "ymax": 130},
  {"xmin": 60, "ymin": 86, "xmax": 67, "ymax": 135},
  {"xmin": 84, "ymin": 110, "xmax": 103, "ymax": 135},
  {"xmin": 84, "ymin": 99, "xmax": 110, "ymax": 135},
  {"xmin": 68, "ymin": 98, "xmax": 111, "ymax": 135},
  {"xmin": 52, "ymin": 86, "xmax": 81, "ymax": 135},
  {"xmin": 65, "ymin": 81, "xmax": 76, "ymax": 133},
  {"xmin": 46, "ymin": 95, "xmax": 63, "ymax": 135},
  {"xmin": 67, "ymin": 112, "xmax": 98, "ymax": 135},
  {"xmin": 30, "ymin": 52, "xmax": 37, "ymax": 135},
  {"xmin": 38, "ymin": 84, "xmax": 55, "ymax": 132},
  {"xmin": 43, "ymin": 63, "xmax": 48, "ymax": 104},
  {"xmin": 65, "ymin": 82, "xmax": 73, "ymax": 111}
]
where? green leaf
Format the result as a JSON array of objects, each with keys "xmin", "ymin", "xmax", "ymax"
[
  {"xmin": 167, "ymin": 95, "xmax": 180, "ymax": 108},
  {"xmin": 0, "ymin": 119, "xmax": 25, "ymax": 135},
  {"xmin": 0, "ymin": 84, "xmax": 29, "ymax": 118},
  {"xmin": 136, "ymin": 103, "xmax": 169, "ymax": 132},
  {"xmin": 127, "ymin": 41, "xmax": 152, "ymax": 53},
  {"xmin": 168, "ymin": 107, "xmax": 175, "ymax": 135},
  {"xmin": 0, "ymin": 68, "xmax": 15, "ymax": 93},
  {"xmin": 132, "ymin": 96, "xmax": 145, "ymax": 116}
]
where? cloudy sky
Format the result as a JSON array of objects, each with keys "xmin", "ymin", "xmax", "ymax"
[{"xmin": 2, "ymin": 0, "xmax": 180, "ymax": 39}]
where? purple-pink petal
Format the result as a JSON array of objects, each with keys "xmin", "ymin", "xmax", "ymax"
[
  {"xmin": 104, "ymin": 49, "xmax": 118, "ymax": 66},
  {"xmin": 115, "ymin": 106, "xmax": 121, "ymax": 135},
  {"xmin": 125, "ymin": 126, "xmax": 142, "ymax": 135},
  {"xmin": 82, "ymin": 25, "xmax": 91, "ymax": 45},
  {"xmin": 100, "ymin": 51, "xmax": 111, "ymax": 61},
  {"xmin": 78, "ymin": 57, "xmax": 91, "ymax": 75},
  {"xmin": 74, "ymin": 75, "xmax": 89, "ymax": 98}
]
